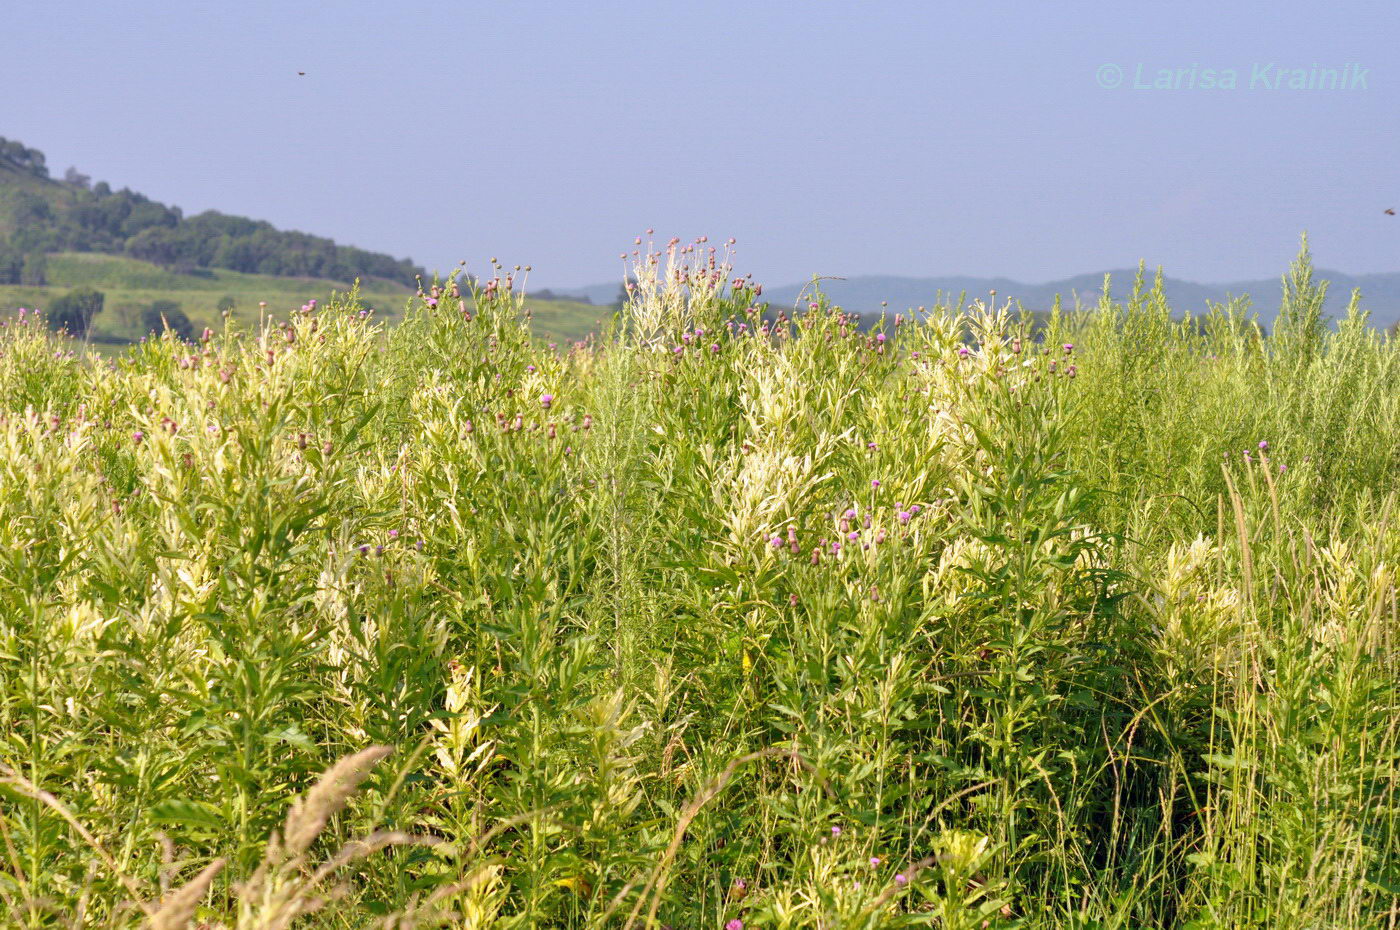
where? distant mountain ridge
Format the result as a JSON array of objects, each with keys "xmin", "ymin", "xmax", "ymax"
[{"xmin": 554, "ymin": 269, "xmax": 1400, "ymax": 329}]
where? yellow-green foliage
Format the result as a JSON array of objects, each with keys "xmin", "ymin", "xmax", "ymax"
[{"xmin": 0, "ymin": 240, "xmax": 1396, "ymax": 929}]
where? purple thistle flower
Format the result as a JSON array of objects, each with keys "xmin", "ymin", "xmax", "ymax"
[
  {"xmin": 957, "ymin": 346, "xmax": 970, "ymax": 358},
  {"xmin": 389, "ymin": 529, "xmax": 399, "ymax": 538},
  {"xmin": 1258, "ymin": 440, "xmax": 1269, "ymax": 451},
  {"xmin": 831, "ymin": 825, "xmax": 841, "ymax": 837},
  {"xmin": 870, "ymin": 857, "xmax": 881, "ymax": 867},
  {"xmin": 540, "ymin": 393, "xmax": 554, "ymax": 409},
  {"xmin": 875, "ymin": 332, "xmax": 886, "ymax": 343},
  {"xmin": 770, "ymin": 535, "xmax": 784, "ymax": 549},
  {"xmin": 871, "ymin": 479, "xmax": 880, "ymax": 488},
  {"xmin": 897, "ymin": 510, "xmax": 911, "ymax": 525},
  {"xmin": 726, "ymin": 921, "xmax": 743, "ymax": 930},
  {"xmin": 895, "ymin": 873, "xmax": 908, "ymax": 886}
]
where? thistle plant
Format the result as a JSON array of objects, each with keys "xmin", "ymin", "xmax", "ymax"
[{"xmin": 0, "ymin": 238, "xmax": 1396, "ymax": 928}]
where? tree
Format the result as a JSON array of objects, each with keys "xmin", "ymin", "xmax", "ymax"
[
  {"xmin": 63, "ymin": 166, "xmax": 92, "ymax": 189},
  {"xmin": 216, "ymin": 295, "xmax": 236, "ymax": 314},
  {"xmin": 46, "ymin": 287, "xmax": 105, "ymax": 337},
  {"xmin": 126, "ymin": 227, "xmax": 184, "ymax": 267},
  {"xmin": 142, "ymin": 300, "xmax": 194, "ymax": 341},
  {"xmin": 0, "ymin": 243, "xmax": 22, "ymax": 285},
  {"xmin": 0, "ymin": 136, "xmax": 48, "ymax": 177},
  {"xmin": 20, "ymin": 253, "xmax": 47, "ymax": 286}
]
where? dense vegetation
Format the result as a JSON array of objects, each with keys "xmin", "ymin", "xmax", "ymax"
[
  {"xmin": 0, "ymin": 239, "xmax": 1397, "ymax": 929},
  {"xmin": 0, "ymin": 137, "xmax": 423, "ymax": 286}
]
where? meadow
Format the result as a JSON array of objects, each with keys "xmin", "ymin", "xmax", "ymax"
[
  {"xmin": 0, "ymin": 239, "xmax": 1396, "ymax": 929},
  {"xmin": 0, "ymin": 253, "xmax": 607, "ymax": 346}
]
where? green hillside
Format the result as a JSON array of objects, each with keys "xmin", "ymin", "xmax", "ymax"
[
  {"xmin": 0, "ymin": 135, "xmax": 423, "ymax": 287},
  {"xmin": 0, "ymin": 136, "xmax": 615, "ymax": 344},
  {"xmin": 0, "ymin": 251, "xmax": 612, "ymax": 345}
]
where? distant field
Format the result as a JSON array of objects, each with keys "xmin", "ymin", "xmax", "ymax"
[{"xmin": 0, "ymin": 251, "xmax": 613, "ymax": 343}]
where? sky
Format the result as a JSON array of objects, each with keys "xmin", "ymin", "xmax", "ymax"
[{"xmin": 3, "ymin": 0, "xmax": 1397, "ymax": 290}]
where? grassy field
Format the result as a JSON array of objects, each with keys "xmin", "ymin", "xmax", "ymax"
[
  {"xmin": 0, "ymin": 239, "xmax": 1397, "ymax": 929},
  {"xmin": 0, "ymin": 252, "xmax": 611, "ymax": 344}
]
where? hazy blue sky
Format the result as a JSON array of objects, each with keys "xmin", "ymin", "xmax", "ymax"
[{"xmin": 4, "ymin": 0, "xmax": 1397, "ymax": 289}]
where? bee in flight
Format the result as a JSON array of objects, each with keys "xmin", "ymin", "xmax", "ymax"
[{"xmin": 1386, "ymin": 208, "xmax": 1396, "ymax": 216}]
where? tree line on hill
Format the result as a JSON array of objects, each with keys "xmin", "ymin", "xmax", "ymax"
[{"xmin": 0, "ymin": 136, "xmax": 424, "ymax": 286}]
